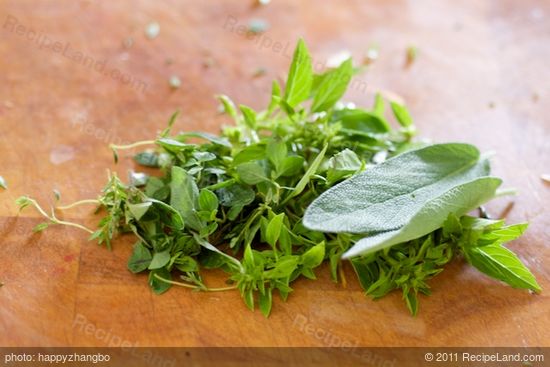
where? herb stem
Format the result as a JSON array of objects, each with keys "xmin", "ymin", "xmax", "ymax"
[
  {"xmin": 56, "ymin": 199, "xmax": 101, "ymax": 210},
  {"xmin": 20, "ymin": 197, "xmax": 94, "ymax": 234},
  {"xmin": 153, "ymin": 274, "xmax": 238, "ymax": 292},
  {"xmin": 110, "ymin": 140, "xmax": 156, "ymax": 151},
  {"xmin": 54, "ymin": 219, "xmax": 95, "ymax": 234},
  {"xmin": 205, "ymin": 179, "xmax": 236, "ymax": 191}
]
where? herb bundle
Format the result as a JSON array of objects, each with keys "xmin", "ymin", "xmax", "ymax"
[{"xmin": 17, "ymin": 40, "xmax": 540, "ymax": 316}]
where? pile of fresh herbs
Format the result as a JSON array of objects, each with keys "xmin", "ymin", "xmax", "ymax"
[{"xmin": 17, "ymin": 40, "xmax": 540, "ymax": 316}]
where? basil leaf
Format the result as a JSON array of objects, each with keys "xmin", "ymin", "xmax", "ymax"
[
  {"xmin": 304, "ymin": 143, "xmax": 489, "ymax": 234},
  {"xmin": 464, "ymin": 243, "xmax": 541, "ymax": 292},
  {"xmin": 283, "ymin": 39, "xmax": 313, "ymax": 108},
  {"xmin": 311, "ymin": 58, "xmax": 353, "ymax": 112}
]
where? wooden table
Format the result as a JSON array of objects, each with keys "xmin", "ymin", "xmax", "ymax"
[{"xmin": 1, "ymin": 0, "xmax": 549, "ymax": 347}]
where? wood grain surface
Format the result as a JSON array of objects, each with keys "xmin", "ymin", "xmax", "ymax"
[{"xmin": 0, "ymin": 0, "xmax": 549, "ymax": 347}]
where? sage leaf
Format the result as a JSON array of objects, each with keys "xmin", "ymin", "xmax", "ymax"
[
  {"xmin": 343, "ymin": 176, "xmax": 502, "ymax": 258},
  {"xmin": 304, "ymin": 143, "xmax": 489, "ymax": 234}
]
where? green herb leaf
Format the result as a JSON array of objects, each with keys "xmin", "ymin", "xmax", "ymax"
[
  {"xmin": 266, "ymin": 213, "xmax": 285, "ymax": 246},
  {"xmin": 304, "ymin": 143, "xmax": 490, "ymax": 234},
  {"xmin": 236, "ymin": 162, "xmax": 268, "ymax": 185},
  {"xmin": 283, "ymin": 39, "xmax": 313, "ymax": 108},
  {"xmin": 198, "ymin": 189, "xmax": 219, "ymax": 212},
  {"xmin": 390, "ymin": 101, "xmax": 413, "ymax": 127},
  {"xmin": 149, "ymin": 268, "xmax": 172, "ymax": 294},
  {"xmin": 464, "ymin": 243, "xmax": 541, "ymax": 292},
  {"xmin": 311, "ymin": 58, "xmax": 353, "ymax": 112},
  {"xmin": 170, "ymin": 166, "xmax": 202, "ymax": 231},
  {"xmin": 128, "ymin": 242, "xmax": 153, "ymax": 273},
  {"xmin": 149, "ymin": 250, "xmax": 171, "ymax": 270}
]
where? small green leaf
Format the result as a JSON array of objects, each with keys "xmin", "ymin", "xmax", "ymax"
[
  {"xmin": 156, "ymin": 138, "xmax": 193, "ymax": 152},
  {"xmin": 148, "ymin": 250, "xmax": 171, "ymax": 270},
  {"xmin": 148, "ymin": 268, "xmax": 172, "ymax": 294},
  {"xmin": 217, "ymin": 95, "xmax": 238, "ymax": 119},
  {"xmin": 266, "ymin": 140, "xmax": 287, "ymax": 172},
  {"xmin": 198, "ymin": 189, "xmax": 219, "ymax": 212},
  {"xmin": 442, "ymin": 213, "xmax": 462, "ymax": 237},
  {"xmin": 259, "ymin": 289, "xmax": 273, "ymax": 317},
  {"xmin": 311, "ymin": 58, "xmax": 353, "ymax": 112},
  {"xmin": 233, "ymin": 145, "xmax": 266, "ymax": 165},
  {"xmin": 174, "ymin": 256, "xmax": 198, "ymax": 272},
  {"xmin": 236, "ymin": 162, "xmax": 268, "ymax": 185},
  {"xmin": 266, "ymin": 213, "xmax": 285, "ymax": 246},
  {"xmin": 243, "ymin": 288, "xmax": 255, "ymax": 311},
  {"xmin": 217, "ymin": 184, "xmax": 255, "ymax": 207},
  {"xmin": 373, "ymin": 93, "xmax": 385, "ymax": 117},
  {"xmin": 127, "ymin": 202, "xmax": 152, "ymax": 221},
  {"xmin": 264, "ymin": 256, "xmax": 299, "ymax": 279},
  {"xmin": 128, "ymin": 242, "xmax": 153, "ymax": 273},
  {"xmin": 301, "ymin": 242, "xmax": 325, "ymax": 268},
  {"xmin": 33, "ymin": 222, "xmax": 49, "ymax": 232},
  {"xmin": 134, "ymin": 152, "xmax": 160, "ymax": 167},
  {"xmin": 285, "ymin": 144, "xmax": 327, "ymax": 202},
  {"xmin": 279, "ymin": 156, "xmax": 304, "ymax": 177},
  {"xmin": 170, "ymin": 166, "xmax": 202, "ymax": 231},
  {"xmin": 390, "ymin": 101, "xmax": 413, "ymax": 127},
  {"xmin": 240, "ymin": 105, "xmax": 257, "ymax": 128},
  {"xmin": 283, "ymin": 39, "xmax": 313, "ymax": 108}
]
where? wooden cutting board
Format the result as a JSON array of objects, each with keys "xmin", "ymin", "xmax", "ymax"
[{"xmin": 0, "ymin": 0, "xmax": 549, "ymax": 347}]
